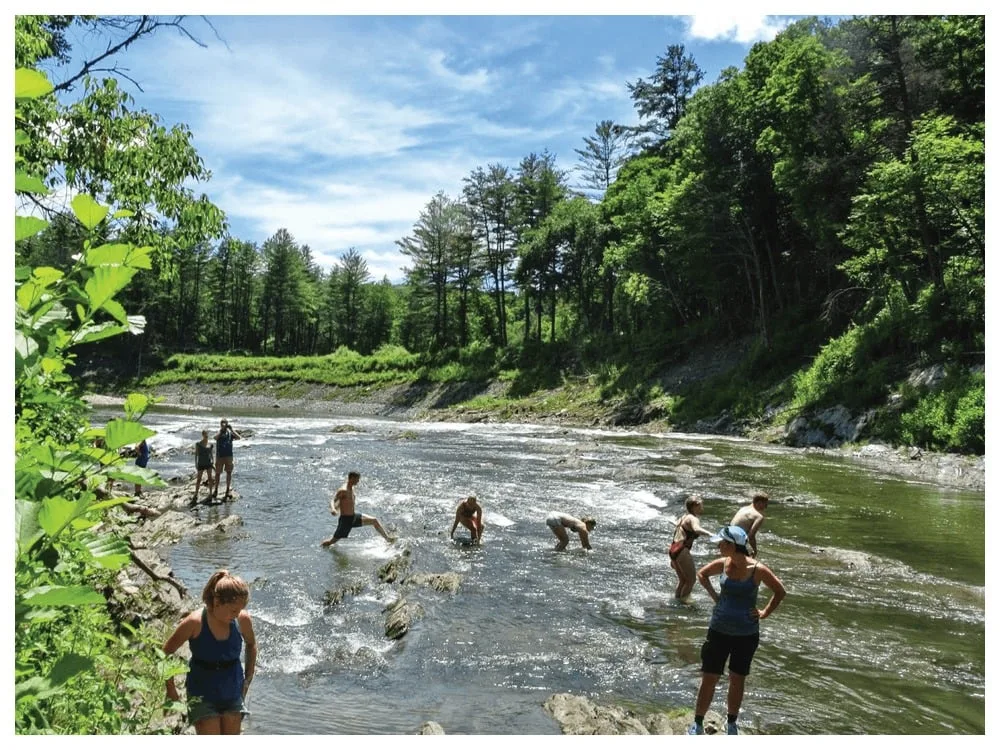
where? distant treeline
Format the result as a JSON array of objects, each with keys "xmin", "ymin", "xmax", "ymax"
[{"xmin": 18, "ymin": 15, "xmax": 984, "ymax": 452}]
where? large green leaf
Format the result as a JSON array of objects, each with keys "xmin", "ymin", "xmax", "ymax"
[
  {"xmin": 101, "ymin": 298, "xmax": 128, "ymax": 324},
  {"xmin": 48, "ymin": 653, "xmax": 95, "ymax": 688},
  {"xmin": 75, "ymin": 321, "xmax": 129, "ymax": 344},
  {"xmin": 82, "ymin": 265, "xmax": 136, "ymax": 310},
  {"xmin": 38, "ymin": 495, "xmax": 84, "ymax": 536},
  {"xmin": 14, "ymin": 499, "xmax": 43, "ymax": 552},
  {"xmin": 106, "ymin": 466, "xmax": 165, "ymax": 487},
  {"xmin": 81, "ymin": 532, "xmax": 131, "ymax": 570},
  {"xmin": 71, "ymin": 194, "xmax": 109, "ymax": 230},
  {"xmin": 15, "ymin": 172, "xmax": 49, "ymax": 195},
  {"xmin": 124, "ymin": 393, "xmax": 149, "ymax": 418},
  {"xmin": 15, "ymin": 215, "xmax": 49, "ymax": 241},
  {"xmin": 15, "ymin": 68, "xmax": 53, "ymax": 99},
  {"xmin": 22, "ymin": 585, "xmax": 105, "ymax": 607},
  {"xmin": 85, "ymin": 243, "xmax": 132, "ymax": 267},
  {"xmin": 104, "ymin": 419, "xmax": 156, "ymax": 450}
]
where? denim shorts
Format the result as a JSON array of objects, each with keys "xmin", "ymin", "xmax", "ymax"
[{"xmin": 188, "ymin": 695, "xmax": 247, "ymax": 724}]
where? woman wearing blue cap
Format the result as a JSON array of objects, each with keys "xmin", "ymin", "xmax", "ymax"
[{"xmin": 687, "ymin": 524, "xmax": 786, "ymax": 736}]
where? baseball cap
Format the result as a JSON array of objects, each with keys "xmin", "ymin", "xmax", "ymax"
[{"xmin": 709, "ymin": 525, "xmax": 749, "ymax": 547}]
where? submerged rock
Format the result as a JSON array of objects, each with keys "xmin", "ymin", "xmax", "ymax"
[{"xmin": 383, "ymin": 597, "xmax": 423, "ymax": 640}]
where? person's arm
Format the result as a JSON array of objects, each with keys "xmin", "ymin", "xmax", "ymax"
[
  {"xmin": 330, "ymin": 489, "xmax": 344, "ymax": 515},
  {"xmin": 230, "ymin": 428, "xmax": 242, "ymax": 440},
  {"xmin": 752, "ymin": 564, "xmax": 786, "ymax": 620},
  {"xmin": 696, "ymin": 558, "xmax": 726, "ymax": 603},
  {"xmin": 162, "ymin": 613, "xmax": 197, "ymax": 702},
  {"xmin": 748, "ymin": 516, "xmax": 765, "ymax": 556},
  {"xmin": 688, "ymin": 514, "xmax": 712, "ymax": 538},
  {"xmin": 577, "ymin": 523, "xmax": 592, "ymax": 550},
  {"xmin": 451, "ymin": 506, "xmax": 461, "ymax": 537},
  {"xmin": 238, "ymin": 611, "xmax": 257, "ymax": 699}
]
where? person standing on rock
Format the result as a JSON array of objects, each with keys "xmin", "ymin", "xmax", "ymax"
[
  {"xmin": 545, "ymin": 511, "xmax": 596, "ymax": 551},
  {"xmin": 213, "ymin": 419, "xmax": 241, "ymax": 500},
  {"xmin": 451, "ymin": 495, "xmax": 484, "ymax": 544},
  {"xmin": 193, "ymin": 429, "xmax": 216, "ymax": 502},
  {"xmin": 132, "ymin": 438, "xmax": 150, "ymax": 497},
  {"xmin": 669, "ymin": 494, "xmax": 712, "ymax": 602},
  {"xmin": 730, "ymin": 492, "xmax": 769, "ymax": 557},
  {"xmin": 164, "ymin": 569, "xmax": 257, "ymax": 735},
  {"xmin": 321, "ymin": 470, "xmax": 395, "ymax": 547},
  {"xmin": 688, "ymin": 525, "xmax": 786, "ymax": 736}
]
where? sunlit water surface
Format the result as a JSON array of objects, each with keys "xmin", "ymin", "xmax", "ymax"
[{"xmin": 106, "ymin": 406, "xmax": 984, "ymax": 735}]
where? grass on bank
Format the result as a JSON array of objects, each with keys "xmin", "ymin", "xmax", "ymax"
[{"xmin": 137, "ymin": 311, "xmax": 984, "ymax": 455}]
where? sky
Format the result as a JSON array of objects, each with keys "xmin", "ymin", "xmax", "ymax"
[{"xmin": 24, "ymin": 9, "xmax": 834, "ymax": 284}]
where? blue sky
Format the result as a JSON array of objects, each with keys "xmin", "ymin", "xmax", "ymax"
[{"xmin": 17, "ymin": 10, "xmax": 889, "ymax": 282}]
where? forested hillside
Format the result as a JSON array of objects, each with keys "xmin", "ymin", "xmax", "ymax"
[{"xmin": 19, "ymin": 15, "xmax": 985, "ymax": 451}]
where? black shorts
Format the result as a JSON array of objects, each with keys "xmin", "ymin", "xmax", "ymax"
[
  {"xmin": 700, "ymin": 628, "xmax": 760, "ymax": 676},
  {"xmin": 333, "ymin": 513, "xmax": 363, "ymax": 539}
]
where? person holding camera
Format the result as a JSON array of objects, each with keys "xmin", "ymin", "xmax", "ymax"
[{"xmin": 213, "ymin": 419, "xmax": 242, "ymax": 500}]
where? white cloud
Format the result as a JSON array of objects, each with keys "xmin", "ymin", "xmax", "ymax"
[{"xmin": 684, "ymin": 14, "xmax": 794, "ymax": 44}]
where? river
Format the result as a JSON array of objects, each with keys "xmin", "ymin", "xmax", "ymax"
[{"xmin": 109, "ymin": 405, "xmax": 985, "ymax": 735}]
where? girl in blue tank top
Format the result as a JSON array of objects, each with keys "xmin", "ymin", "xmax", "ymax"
[
  {"xmin": 163, "ymin": 569, "xmax": 258, "ymax": 734},
  {"xmin": 686, "ymin": 525, "xmax": 786, "ymax": 736}
]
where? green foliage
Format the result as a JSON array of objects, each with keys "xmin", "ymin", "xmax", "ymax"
[
  {"xmin": 885, "ymin": 370, "xmax": 984, "ymax": 454},
  {"xmin": 15, "ymin": 62, "xmax": 174, "ymax": 734}
]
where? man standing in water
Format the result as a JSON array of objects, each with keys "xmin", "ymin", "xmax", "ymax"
[
  {"xmin": 730, "ymin": 492, "xmax": 769, "ymax": 557},
  {"xmin": 321, "ymin": 471, "xmax": 395, "ymax": 547},
  {"xmin": 213, "ymin": 419, "xmax": 241, "ymax": 500}
]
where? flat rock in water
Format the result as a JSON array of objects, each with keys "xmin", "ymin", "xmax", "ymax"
[
  {"xmin": 543, "ymin": 694, "xmax": 727, "ymax": 735},
  {"xmin": 416, "ymin": 721, "xmax": 445, "ymax": 735}
]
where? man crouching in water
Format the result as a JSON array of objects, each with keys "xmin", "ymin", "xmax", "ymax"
[{"xmin": 321, "ymin": 471, "xmax": 394, "ymax": 547}]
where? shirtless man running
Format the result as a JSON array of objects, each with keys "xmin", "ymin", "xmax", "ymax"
[
  {"xmin": 320, "ymin": 471, "xmax": 394, "ymax": 547},
  {"xmin": 730, "ymin": 492, "xmax": 769, "ymax": 557}
]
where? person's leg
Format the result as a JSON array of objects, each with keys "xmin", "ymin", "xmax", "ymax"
[
  {"xmin": 194, "ymin": 716, "xmax": 223, "ymax": 734},
  {"xmin": 726, "ymin": 672, "xmax": 746, "ymax": 717},
  {"xmin": 363, "ymin": 515, "xmax": 394, "ymax": 542},
  {"xmin": 195, "ymin": 469, "xmax": 204, "ymax": 497},
  {"xmin": 677, "ymin": 550, "xmax": 697, "ymax": 599},
  {"xmin": 219, "ymin": 711, "xmax": 243, "ymax": 734},
  {"xmin": 212, "ymin": 460, "xmax": 222, "ymax": 497},
  {"xmin": 224, "ymin": 459, "xmax": 233, "ymax": 496},
  {"xmin": 550, "ymin": 524, "xmax": 569, "ymax": 550},
  {"xmin": 459, "ymin": 517, "xmax": 477, "ymax": 540},
  {"xmin": 670, "ymin": 558, "xmax": 685, "ymax": 598},
  {"xmin": 695, "ymin": 671, "xmax": 722, "ymax": 715}
]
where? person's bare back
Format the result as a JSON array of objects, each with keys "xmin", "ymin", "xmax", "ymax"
[{"xmin": 730, "ymin": 492, "xmax": 769, "ymax": 556}]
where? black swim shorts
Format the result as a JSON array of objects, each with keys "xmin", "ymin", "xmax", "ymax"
[
  {"xmin": 333, "ymin": 513, "xmax": 364, "ymax": 539},
  {"xmin": 699, "ymin": 627, "xmax": 760, "ymax": 676}
]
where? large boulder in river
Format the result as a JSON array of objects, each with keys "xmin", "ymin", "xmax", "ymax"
[{"xmin": 378, "ymin": 548, "xmax": 412, "ymax": 583}]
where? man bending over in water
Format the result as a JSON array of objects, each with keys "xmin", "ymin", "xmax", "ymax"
[
  {"xmin": 545, "ymin": 511, "xmax": 596, "ymax": 551},
  {"xmin": 321, "ymin": 471, "xmax": 394, "ymax": 547},
  {"xmin": 730, "ymin": 492, "xmax": 769, "ymax": 557},
  {"xmin": 451, "ymin": 495, "xmax": 484, "ymax": 544}
]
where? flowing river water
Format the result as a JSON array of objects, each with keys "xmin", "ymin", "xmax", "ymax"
[{"xmin": 111, "ymin": 405, "xmax": 984, "ymax": 735}]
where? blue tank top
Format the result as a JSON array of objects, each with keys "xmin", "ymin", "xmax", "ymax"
[
  {"xmin": 709, "ymin": 564, "xmax": 760, "ymax": 636},
  {"xmin": 185, "ymin": 608, "xmax": 244, "ymax": 703}
]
